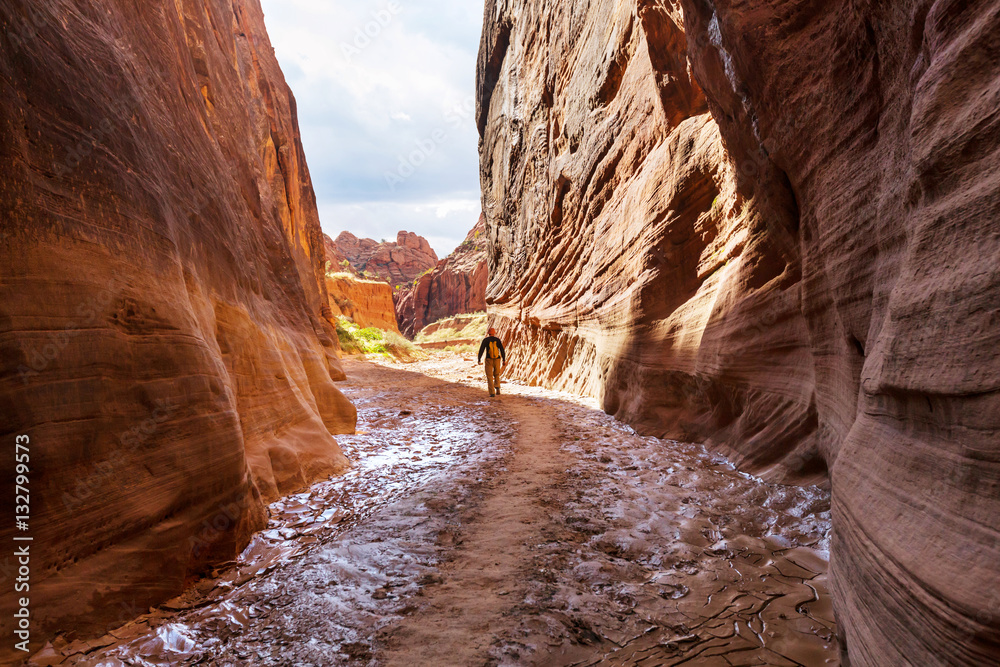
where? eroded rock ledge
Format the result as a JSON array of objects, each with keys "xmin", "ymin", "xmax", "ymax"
[
  {"xmin": 477, "ymin": 0, "xmax": 1000, "ymax": 663},
  {"xmin": 0, "ymin": 0, "xmax": 355, "ymax": 653}
]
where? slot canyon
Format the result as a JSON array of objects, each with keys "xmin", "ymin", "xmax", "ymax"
[{"xmin": 0, "ymin": 0, "xmax": 997, "ymax": 666}]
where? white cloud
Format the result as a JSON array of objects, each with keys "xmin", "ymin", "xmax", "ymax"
[
  {"xmin": 260, "ymin": 0, "xmax": 484, "ymax": 257},
  {"xmin": 435, "ymin": 200, "xmax": 479, "ymax": 219}
]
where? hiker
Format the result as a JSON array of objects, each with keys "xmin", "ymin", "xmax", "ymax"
[{"xmin": 477, "ymin": 327, "xmax": 507, "ymax": 398}]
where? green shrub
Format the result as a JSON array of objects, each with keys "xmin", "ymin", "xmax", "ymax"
[
  {"xmin": 336, "ymin": 318, "xmax": 420, "ymax": 359},
  {"xmin": 355, "ymin": 327, "xmax": 384, "ymax": 342},
  {"xmin": 336, "ymin": 319, "xmax": 361, "ymax": 354}
]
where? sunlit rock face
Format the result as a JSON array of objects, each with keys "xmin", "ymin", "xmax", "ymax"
[
  {"xmin": 396, "ymin": 215, "xmax": 488, "ymax": 338},
  {"xmin": 323, "ymin": 233, "xmax": 402, "ymax": 332},
  {"xmin": 327, "ymin": 275, "xmax": 402, "ymax": 333},
  {"xmin": 0, "ymin": 0, "xmax": 356, "ymax": 653},
  {"xmin": 478, "ymin": 0, "xmax": 1000, "ymax": 663}
]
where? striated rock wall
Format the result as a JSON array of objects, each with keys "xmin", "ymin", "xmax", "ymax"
[
  {"xmin": 326, "ymin": 275, "xmax": 401, "ymax": 333},
  {"xmin": 396, "ymin": 215, "xmax": 488, "ymax": 337},
  {"xmin": 0, "ymin": 0, "xmax": 356, "ymax": 653},
  {"xmin": 334, "ymin": 230, "xmax": 438, "ymax": 286},
  {"xmin": 478, "ymin": 0, "xmax": 1000, "ymax": 664},
  {"xmin": 479, "ymin": 0, "xmax": 815, "ymax": 477}
]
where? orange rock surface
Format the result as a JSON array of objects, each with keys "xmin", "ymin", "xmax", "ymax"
[
  {"xmin": 326, "ymin": 274, "xmax": 401, "ymax": 333},
  {"xmin": 396, "ymin": 215, "xmax": 488, "ymax": 338},
  {"xmin": 0, "ymin": 0, "xmax": 355, "ymax": 654},
  {"xmin": 478, "ymin": 0, "xmax": 1000, "ymax": 663}
]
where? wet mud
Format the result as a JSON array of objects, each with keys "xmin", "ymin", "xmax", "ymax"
[{"xmin": 32, "ymin": 354, "xmax": 838, "ymax": 666}]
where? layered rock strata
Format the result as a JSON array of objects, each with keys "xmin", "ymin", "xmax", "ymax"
[
  {"xmin": 333, "ymin": 230, "xmax": 438, "ymax": 285},
  {"xmin": 396, "ymin": 215, "xmax": 488, "ymax": 337},
  {"xmin": 478, "ymin": 0, "xmax": 1000, "ymax": 664},
  {"xmin": 0, "ymin": 0, "xmax": 355, "ymax": 654},
  {"xmin": 326, "ymin": 275, "xmax": 401, "ymax": 333}
]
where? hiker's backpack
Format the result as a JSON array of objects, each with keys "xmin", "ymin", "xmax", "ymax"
[{"xmin": 488, "ymin": 340, "xmax": 501, "ymax": 359}]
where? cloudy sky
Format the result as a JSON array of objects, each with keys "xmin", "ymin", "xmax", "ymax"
[{"xmin": 259, "ymin": 0, "xmax": 484, "ymax": 257}]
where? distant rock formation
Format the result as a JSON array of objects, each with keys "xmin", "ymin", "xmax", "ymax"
[
  {"xmin": 323, "ymin": 234, "xmax": 357, "ymax": 276},
  {"xmin": 326, "ymin": 274, "xmax": 401, "ymax": 333},
  {"xmin": 0, "ymin": 0, "xmax": 355, "ymax": 656},
  {"xmin": 478, "ymin": 0, "xmax": 1000, "ymax": 664},
  {"xmin": 396, "ymin": 215, "xmax": 488, "ymax": 338},
  {"xmin": 332, "ymin": 230, "xmax": 438, "ymax": 286}
]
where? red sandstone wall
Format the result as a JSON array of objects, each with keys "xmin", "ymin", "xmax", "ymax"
[
  {"xmin": 396, "ymin": 215, "xmax": 488, "ymax": 338},
  {"xmin": 0, "ymin": 0, "xmax": 356, "ymax": 653},
  {"xmin": 477, "ymin": 0, "xmax": 1000, "ymax": 663}
]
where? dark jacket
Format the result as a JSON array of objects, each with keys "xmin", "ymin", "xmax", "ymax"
[{"xmin": 478, "ymin": 336, "xmax": 506, "ymax": 364}]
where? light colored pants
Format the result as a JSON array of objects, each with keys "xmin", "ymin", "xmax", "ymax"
[{"xmin": 485, "ymin": 357, "xmax": 502, "ymax": 396}]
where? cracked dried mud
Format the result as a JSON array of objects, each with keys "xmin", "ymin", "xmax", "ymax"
[{"xmin": 44, "ymin": 354, "xmax": 838, "ymax": 667}]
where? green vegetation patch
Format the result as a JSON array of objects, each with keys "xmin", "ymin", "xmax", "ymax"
[{"xmin": 337, "ymin": 318, "xmax": 417, "ymax": 358}]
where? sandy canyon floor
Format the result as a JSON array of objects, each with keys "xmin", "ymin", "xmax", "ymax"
[{"xmin": 36, "ymin": 354, "xmax": 839, "ymax": 667}]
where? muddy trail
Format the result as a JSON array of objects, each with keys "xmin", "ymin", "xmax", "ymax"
[{"xmin": 39, "ymin": 355, "xmax": 838, "ymax": 667}]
